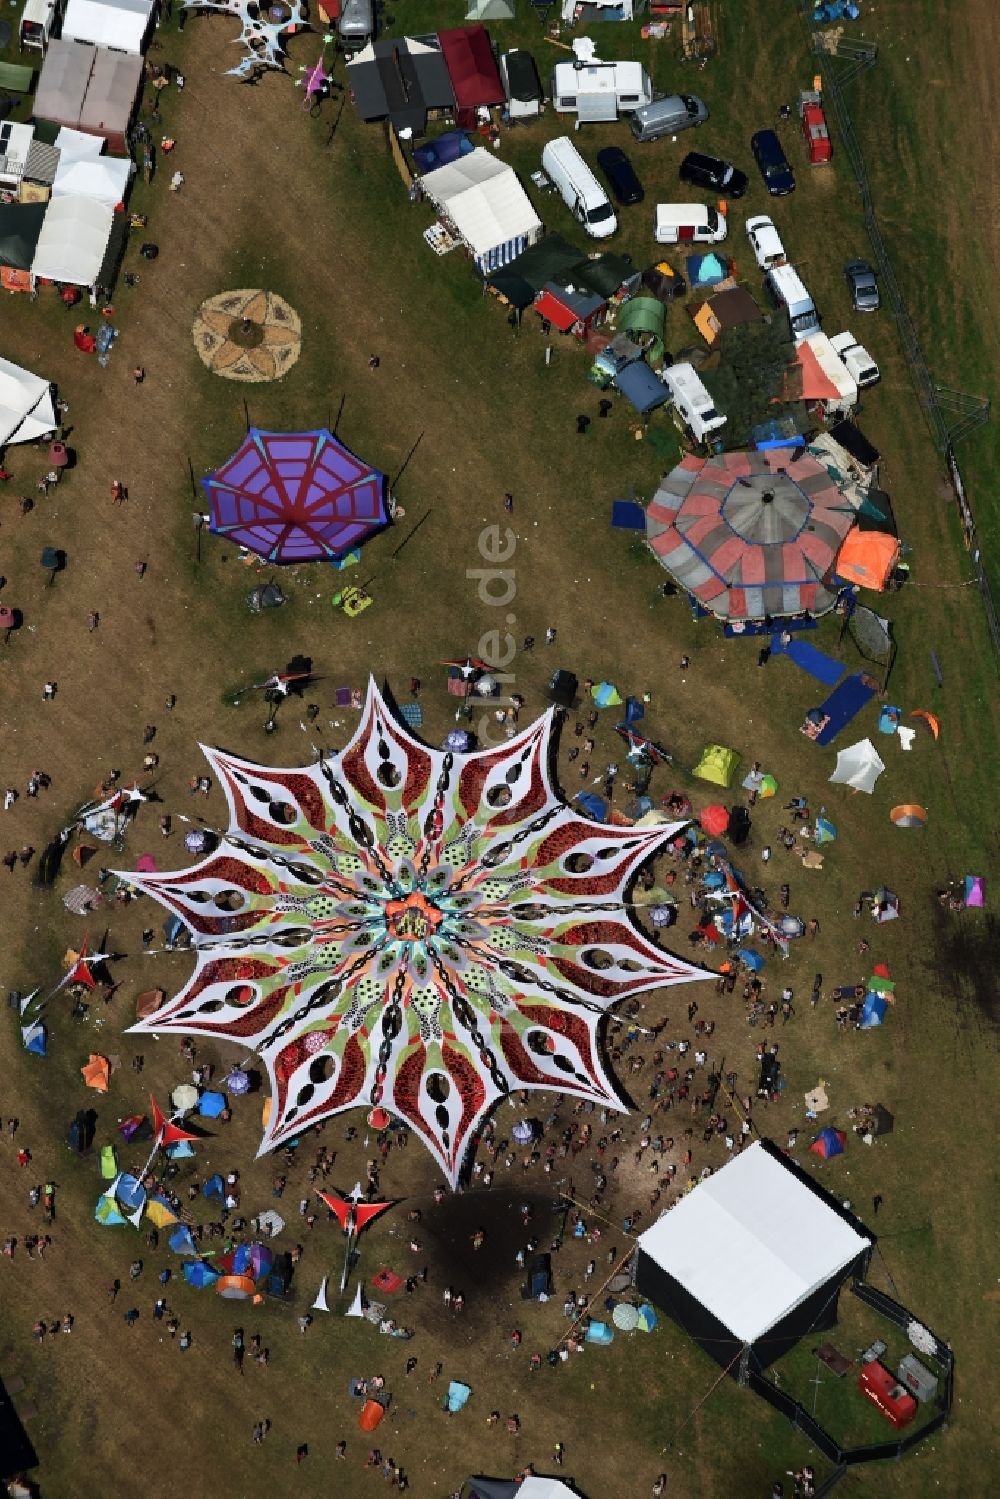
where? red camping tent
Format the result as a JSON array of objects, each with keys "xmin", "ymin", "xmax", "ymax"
[{"xmin": 438, "ymin": 27, "xmax": 504, "ymax": 124}]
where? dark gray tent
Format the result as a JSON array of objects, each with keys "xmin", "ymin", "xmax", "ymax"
[
  {"xmin": 346, "ymin": 37, "xmax": 455, "ymax": 135},
  {"xmin": 467, "ymin": 1482, "xmax": 518, "ymax": 1499},
  {"xmin": 0, "ymin": 201, "xmax": 47, "ymax": 271}
]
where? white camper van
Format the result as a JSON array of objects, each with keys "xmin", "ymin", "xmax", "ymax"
[
  {"xmin": 19, "ymin": 0, "xmax": 60, "ymax": 51},
  {"xmin": 654, "ymin": 203, "xmax": 727, "ymax": 245},
  {"xmin": 763, "ymin": 263, "xmax": 820, "ymax": 341},
  {"xmin": 541, "ymin": 136, "xmax": 617, "ymax": 240},
  {"xmin": 551, "ymin": 40, "xmax": 651, "ymax": 124},
  {"xmin": 829, "ymin": 331, "xmax": 880, "ymax": 389},
  {"xmin": 661, "ymin": 362, "xmax": 727, "ymax": 445}
]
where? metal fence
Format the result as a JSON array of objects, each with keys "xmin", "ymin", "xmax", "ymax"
[{"xmin": 798, "ymin": 9, "xmax": 997, "ymax": 655}]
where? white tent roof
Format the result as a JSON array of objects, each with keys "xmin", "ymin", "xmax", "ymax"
[
  {"xmin": 52, "ymin": 153, "xmax": 132, "ymax": 209},
  {"xmin": 519, "ymin": 1481, "xmax": 582, "ymax": 1499},
  {"xmin": 62, "ymin": 0, "xmax": 154, "ymax": 53},
  {"xmin": 636, "ymin": 1141, "xmax": 871, "ymax": 1344},
  {"xmin": 0, "ymin": 356, "xmax": 56, "ymax": 449},
  {"xmin": 828, "ymin": 737, "xmax": 885, "ymax": 794},
  {"xmin": 54, "ymin": 127, "xmax": 106, "ymax": 161},
  {"xmin": 421, "ymin": 148, "xmax": 541, "ymax": 257},
  {"xmin": 31, "ymin": 194, "xmax": 114, "ymax": 288}
]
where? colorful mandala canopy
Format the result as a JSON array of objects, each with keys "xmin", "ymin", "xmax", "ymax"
[{"xmin": 126, "ymin": 684, "xmax": 707, "ymax": 1184}]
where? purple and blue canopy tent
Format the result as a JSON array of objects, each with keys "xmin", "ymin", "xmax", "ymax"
[{"xmin": 203, "ymin": 428, "xmax": 389, "ymax": 564}]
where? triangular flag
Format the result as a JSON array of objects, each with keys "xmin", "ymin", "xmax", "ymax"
[
  {"xmin": 344, "ymin": 1283, "xmax": 366, "ymax": 1318},
  {"xmin": 312, "ymin": 1277, "xmax": 330, "ymax": 1312},
  {"xmin": 127, "ymin": 1204, "xmax": 145, "ymax": 1229}
]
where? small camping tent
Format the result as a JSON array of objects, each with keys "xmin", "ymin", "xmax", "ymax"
[
  {"xmin": 809, "ymin": 1127, "xmax": 846, "ymax": 1160},
  {"xmin": 836, "ymin": 529, "xmax": 900, "ymax": 592},
  {"xmin": 693, "ymin": 744, "xmax": 740, "ymax": 787},
  {"xmin": 828, "ymin": 738, "xmax": 884, "ymax": 794},
  {"xmin": 859, "ymin": 992, "xmax": 888, "ymax": 1029}
]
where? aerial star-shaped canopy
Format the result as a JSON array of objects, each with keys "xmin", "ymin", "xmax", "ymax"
[{"xmin": 125, "ymin": 683, "xmax": 708, "ymax": 1185}]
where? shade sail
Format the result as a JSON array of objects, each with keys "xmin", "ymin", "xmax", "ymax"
[
  {"xmin": 204, "ymin": 428, "xmax": 388, "ymax": 564},
  {"xmin": 0, "ymin": 355, "xmax": 56, "ymax": 448},
  {"xmin": 645, "ymin": 448, "xmax": 860, "ymax": 621}
]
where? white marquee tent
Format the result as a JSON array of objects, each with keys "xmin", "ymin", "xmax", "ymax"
[
  {"xmin": 52, "ymin": 152, "xmax": 132, "ymax": 210},
  {"xmin": 0, "ymin": 357, "xmax": 57, "ymax": 450},
  {"xmin": 31, "ymin": 194, "xmax": 114, "ymax": 289},
  {"xmin": 61, "ymin": 0, "xmax": 155, "ymax": 53},
  {"xmin": 421, "ymin": 148, "xmax": 542, "ymax": 272},
  {"xmin": 636, "ymin": 1141, "xmax": 872, "ymax": 1369},
  {"xmin": 828, "ymin": 738, "xmax": 885, "ymax": 795}
]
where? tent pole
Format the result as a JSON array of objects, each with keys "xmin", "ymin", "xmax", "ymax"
[{"xmin": 340, "ymin": 1225, "xmax": 355, "ymax": 1292}]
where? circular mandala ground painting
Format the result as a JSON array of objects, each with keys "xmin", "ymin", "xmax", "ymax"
[{"xmin": 192, "ymin": 288, "xmax": 302, "ymax": 382}]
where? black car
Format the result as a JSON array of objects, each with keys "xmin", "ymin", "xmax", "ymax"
[
  {"xmin": 750, "ymin": 129, "xmax": 796, "ymax": 196},
  {"xmin": 596, "ymin": 146, "xmax": 644, "ymax": 207},
  {"xmin": 678, "ymin": 151, "xmax": 748, "ymax": 199}
]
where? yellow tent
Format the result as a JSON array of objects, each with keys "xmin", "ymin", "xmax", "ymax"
[
  {"xmin": 145, "ymin": 1197, "xmax": 180, "ymax": 1228},
  {"xmin": 692, "ymin": 744, "xmax": 740, "ymax": 788}
]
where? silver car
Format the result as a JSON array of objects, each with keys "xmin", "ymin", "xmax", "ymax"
[
  {"xmin": 845, "ymin": 259, "xmax": 880, "ymax": 312},
  {"xmin": 630, "ymin": 94, "xmax": 709, "ymax": 144}
]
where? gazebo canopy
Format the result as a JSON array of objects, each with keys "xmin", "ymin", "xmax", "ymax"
[
  {"xmin": 203, "ymin": 428, "xmax": 388, "ymax": 564},
  {"xmin": 645, "ymin": 447, "xmax": 860, "ymax": 621}
]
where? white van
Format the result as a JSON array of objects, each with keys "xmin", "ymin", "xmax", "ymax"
[
  {"xmin": 745, "ymin": 214, "xmax": 786, "ymax": 270},
  {"xmin": 654, "ymin": 203, "xmax": 727, "ymax": 245},
  {"xmin": 662, "ymin": 362, "xmax": 727, "ymax": 444},
  {"xmin": 763, "ymin": 263, "xmax": 820, "ymax": 340},
  {"xmin": 551, "ymin": 57, "xmax": 652, "ymax": 123},
  {"xmin": 829, "ymin": 331, "xmax": 880, "ymax": 389},
  {"xmin": 541, "ymin": 137, "xmax": 617, "ymax": 240},
  {"xmin": 19, "ymin": 0, "xmax": 59, "ymax": 52}
]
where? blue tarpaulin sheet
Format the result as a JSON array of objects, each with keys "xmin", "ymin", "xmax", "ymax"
[{"xmin": 611, "ymin": 500, "xmax": 646, "ymax": 530}]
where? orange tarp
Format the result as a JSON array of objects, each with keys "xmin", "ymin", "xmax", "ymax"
[{"xmin": 837, "ymin": 530, "xmax": 900, "ymax": 591}]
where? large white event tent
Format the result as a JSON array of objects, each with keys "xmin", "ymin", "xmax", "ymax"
[{"xmin": 0, "ymin": 357, "xmax": 57, "ymax": 450}]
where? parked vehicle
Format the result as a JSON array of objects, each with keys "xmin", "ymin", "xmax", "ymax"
[
  {"xmin": 745, "ymin": 214, "xmax": 787, "ymax": 270},
  {"xmin": 654, "ymin": 203, "xmax": 727, "ymax": 245},
  {"xmin": 845, "ymin": 259, "xmax": 880, "ymax": 312},
  {"xmin": 499, "ymin": 49, "xmax": 543, "ymax": 120},
  {"xmin": 629, "ymin": 93, "xmax": 709, "ymax": 144},
  {"xmin": 799, "ymin": 90, "xmax": 832, "ymax": 164},
  {"xmin": 541, "ymin": 137, "xmax": 618, "ymax": 240},
  {"xmin": 763, "ymin": 263, "xmax": 819, "ymax": 340},
  {"xmin": 830, "ymin": 332, "xmax": 880, "ymax": 388},
  {"xmin": 679, "ymin": 151, "xmax": 748, "ymax": 198},
  {"xmin": 662, "ymin": 362, "xmax": 727, "ymax": 444},
  {"xmin": 551, "ymin": 56, "xmax": 652, "ymax": 124},
  {"xmin": 596, "ymin": 146, "xmax": 644, "ymax": 206},
  {"xmin": 19, "ymin": 0, "xmax": 59, "ymax": 51},
  {"xmin": 751, "ymin": 129, "xmax": 796, "ymax": 196},
  {"xmin": 336, "ymin": 0, "xmax": 374, "ymax": 53}
]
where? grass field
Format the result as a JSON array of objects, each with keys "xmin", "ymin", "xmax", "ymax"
[{"xmin": 0, "ymin": 2, "xmax": 997, "ymax": 1496}]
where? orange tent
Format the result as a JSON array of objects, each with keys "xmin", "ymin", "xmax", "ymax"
[
  {"xmin": 836, "ymin": 530, "xmax": 900, "ymax": 591},
  {"xmin": 81, "ymin": 1054, "xmax": 111, "ymax": 1092},
  {"xmin": 359, "ymin": 1400, "xmax": 386, "ymax": 1432}
]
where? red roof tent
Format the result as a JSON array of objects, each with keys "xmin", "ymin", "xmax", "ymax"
[{"xmin": 438, "ymin": 27, "xmax": 504, "ymax": 119}]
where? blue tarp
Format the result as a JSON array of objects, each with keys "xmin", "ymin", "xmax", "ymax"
[
  {"xmin": 197, "ymin": 1091, "xmax": 227, "ymax": 1118},
  {"xmin": 771, "ymin": 635, "xmax": 845, "ymax": 684},
  {"xmin": 614, "ymin": 360, "xmax": 670, "ymax": 414},
  {"xmin": 446, "ymin": 1380, "xmax": 472, "ymax": 1412},
  {"xmin": 412, "ymin": 130, "xmax": 473, "ymax": 174},
  {"xmin": 611, "ymin": 499, "xmax": 646, "ymax": 530},
  {"xmin": 859, "ymin": 991, "xmax": 888, "ymax": 1029},
  {"xmin": 576, "ymin": 792, "xmax": 608, "ymax": 822},
  {"xmin": 814, "ymin": 673, "xmax": 878, "ymax": 746}
]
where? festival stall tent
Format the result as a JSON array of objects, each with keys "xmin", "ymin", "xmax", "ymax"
[
  {"xmin": 420, "ymin": 148, "xmax": 542, "ymax": 272},
  {"xmin": 346, "ymin": 37, "xmax": 455, "ymax": 134},
  {"xmin": 33, "ymin": 40, "xmax": 96, "ymax": 136},
  {"xmin": 438, "ymin": 26, "xmax": 505, "ymax": 127},
  {"xmin": 51, "ymin": 151, "xmax": 132, "ymax": 210},
  {"xmin": 77, "ymin": 48, "xmax": 143, "ymax": 154},
  {"xmin": 0, "ymin": 356, "xmax": 56, "ymax": 449},
  {"xmin": 61, "ymin": 0, "xmax": 155, "ymax": 54},
  {"xmin": 31, "ymin": 193, "xmax": 114, "ymax": 290},
  {"xmin": 0, "ymin": 203, "xmax": 48, "ymax": 284},
  {"xmin": 635, "ymin": 1140, "xmax": 873, "ymax": 1376},
  {"xmin": 125, "ymin": 681, "xmax": 709, "ymax": 1186},
  {"xmin": 645, "ymin": 448, "xmax": 860, "ymax": 621},
  {"xmin": 203, "ymin": 428, "xmax": 389, "ymax": 564}
]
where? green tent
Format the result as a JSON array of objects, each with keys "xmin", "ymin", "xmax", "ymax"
[
  {"xmin": 618, "ymin": 296, "xmax": 666, "ymax": 364},
  {"xmin": 100, "ymin": 1144, "xmax": 118, "ymax": 1180},
  {"xmin": 693, "ymin": 743, "xmax": 741, "ymax": 787}
]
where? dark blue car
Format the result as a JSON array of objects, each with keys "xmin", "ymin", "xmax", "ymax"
[
  {"xmin": 596, "ymin": 146, "xmax": 644, "ymax": 207},
  {"xmin": 751, "ymin": 129, "xmax": 796, "ymax": 196}
]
